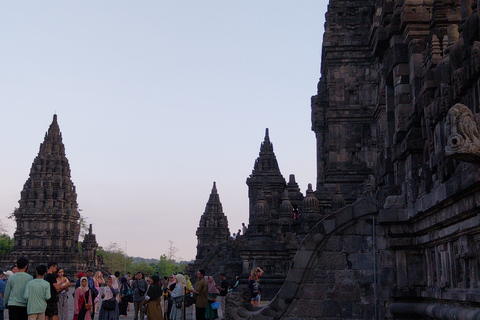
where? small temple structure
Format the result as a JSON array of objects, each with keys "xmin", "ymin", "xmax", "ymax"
[{"xmin": 195, "ymin": 182, "xmax": 230, "ymax": 260}]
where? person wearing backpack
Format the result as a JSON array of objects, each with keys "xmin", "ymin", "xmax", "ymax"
[{"xmin": 131, "ymin": 272, "xmax": 147, "ymax": 320}]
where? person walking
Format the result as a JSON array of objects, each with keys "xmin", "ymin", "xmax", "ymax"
[
  {"xmin": 74, "ymin": 277, "xmax": 94, "ymax": 320},
  {"xmin": 131, "ymin": 272, "xmax": 147, "ymax": 320},
  {"xmin": 189, "ymin": 270, "xmax": 207, "ymax": 320},
  {"xmin": 23, "ymin": 265, "xmax": 51, "ymax": 320},
  {"xmin": 55, "ymin": 268, "xmax": 71, "ymax": 320},
  {"xmin": 3, "ymin": 256, "xmax": 33, "ymax": 320}
]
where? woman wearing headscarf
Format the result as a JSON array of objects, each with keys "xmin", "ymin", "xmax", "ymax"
[
  {"xmin": 165, "ymin": 274, "xmax": 176, "ymax": 319},
  {"xmin": 144, "ymin": 274, "xmax": 163, "ymax": 320},
  {"xmin": 119, "ymin": 277, "xmax": 130, "ymax": 317},
  {"xmin": 170, "ymin": 274, "xmax": 186, "ymax": 320},
  {"xmin": 74, "ymin": 277, "xmax": 94, "ymax": 320},
  {"xmin": 205, "ymin": 276, "xmax": 219, "ymax": 320},
  {"xmin": 98, "ymin": 275, "xmax": 119, "ymax": 320}
]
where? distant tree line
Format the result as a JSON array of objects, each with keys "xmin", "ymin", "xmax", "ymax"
[{"xmin": 97, "ymin": 242, "xmax": 190, "ymax": 277}]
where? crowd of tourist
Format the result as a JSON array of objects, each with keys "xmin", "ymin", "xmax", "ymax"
[{"xmin": 0, "ymin": 257, "xmax": 264, "ymax": 320}]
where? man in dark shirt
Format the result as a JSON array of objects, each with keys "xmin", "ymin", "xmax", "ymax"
[
  {"xmin": 44, "ymin": 262, "xmax": 60, "ymax": 320},
  {"xmin": 218, "ymin": 273, "xmax": 229, "ymax": 319}
]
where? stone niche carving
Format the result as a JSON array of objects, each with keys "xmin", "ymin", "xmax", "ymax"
[{"xmin": 445, "ymin": 103, "xmax": 480, "ymax": 162}]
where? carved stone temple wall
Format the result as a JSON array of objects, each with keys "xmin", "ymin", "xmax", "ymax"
[
  {"xmin": 0, "ymin": 115, "xmax": 98, "ymax": 278},
  {"xmin": 195, "ymin": 1, "xmax": 480, "ymax": 319}
]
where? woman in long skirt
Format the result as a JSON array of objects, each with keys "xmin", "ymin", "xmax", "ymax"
[
  {"xmin": 98, "ymin": 275, "xmax": 119, "ymax": 320},
  {"xmin": 143, "ymin": 275, "xmax": 163, "ymax": 320},
  {"xmin": 74, "ymin": 277, "xmax": 94, "ymax": 320}
]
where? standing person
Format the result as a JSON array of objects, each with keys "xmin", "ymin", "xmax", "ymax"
[
  {"xmin": 230, "ymin": 276, "xmax": 240, "ymax": 291},
  {"xmin": 4, "ymin": 256, "xmax": 33, "ymax": 320},
  {"xmin": 118, "ymin": 277, "xmax": 130, "ymax": 318},
  {"xmin": 113, "ymin": 272, "xmax": 121, "ymax": 303},
  {"xmin": 242, "ymin": 223, "xmax": 247, "ymax": 235},
  {"xmin": 56, "ymin": 268, "xmax": 71, "ymax": 320},
  {"xmin": 204, "ymin": 276, "xmax": 219, "ymax": 320},
  {"xmin": 75, "ymin": 273, "xmax": 86, "ymax": 290},
  {"xmin": 170, "ymin": 274, "xmax": 185, "ymax": 320},
  {"xmin": 247, "ymin": 267, "xmax": 263, "ymax": 307},
  {"xmin": 23, "ymin": 264, "xmax": 51, "ymax": 320},
  {"xmin": 217, "ymin": 274, "xmax": 229, "ymax": 319},
  {"xmin": 98, "ymin": 275, "xmax": 119, "ymax": 320},
  {"xmin": 166, "ymin": 274, "xmax": 177, "ymax": 318},
  {"xmin": 74, "ymin": 277, "xmax": 93, "ymax": 320},
  {"xmin": 189, "ymin": 269, "xmax": 207, "ymax": 320},
  {"xmin": 131, "ymin": 272, "xmax": 147, "ymax": 320},
  {"xmin": 144, "ymin": 275, "xmax": 163, "ymax": 320},
  {"xmin": 85, "ymin": 270, "xmax": 98, "ymax": 319},
  {"xmin": 0, "ymin": 271, "xmax": 6, "ymax": 320},
  {"xmin": 93, "ymin": 272, "xmax": 105, "ymax": 313},
  {"xmin": 44, "ymin": 262, "xmax": 60, "ymax": 320},
  {"xmin": 85, "ymin": 271, "xmax": 95, "ymax": 290}
]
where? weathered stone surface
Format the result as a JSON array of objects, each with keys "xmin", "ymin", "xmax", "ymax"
[
  {"xmin": 1, "ymin": 115, "xmax": 99, "ymax": 277},
  {"xmin": 218, "ymin": 1, "xmax": 480, "ymax": 319}
]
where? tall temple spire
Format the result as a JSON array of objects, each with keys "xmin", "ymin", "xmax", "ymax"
[
  {"xmin": 13, "ymin": 115, "xmax": 82, "ymax": 256},
  {"xmin": 195, "ymin": 182, "xmax": 230, "ymax": 260},
  {"xmin": 246, "ymin": 129, "xmax": 286, "ymax": 217}
]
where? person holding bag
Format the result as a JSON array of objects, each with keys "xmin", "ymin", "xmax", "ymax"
[
  {"xmin": 144, "ymin": 275, "xmax": 163, "ymax": 320},
  {"xmin": 132, "ymin": 272, "xmax": 147, "ymax": 320},
  {"xmin": 205, "ymin": 276, "xmax": 219, "ymax": 320},
  {"xmin": 170, "ymin": 274, "xmax": 186, "ymax": 320},
  {"xmin": 74, "ymin": 277, "xmax": 93, "ymax": 320},
  {"xmin": 98, "ymin": 275, "xmax": 119, "ymax": 320}
]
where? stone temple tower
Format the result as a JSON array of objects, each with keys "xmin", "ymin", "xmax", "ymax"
[
  {"xmin": 8, "ymin": 114, "xmax": 97, "ymax": 276},
  {"xmin": 246, "ymin": 128, "xmax": 286, "ymax": 218},
  {"xmin": 195, "ymin": 182, "xmax": 230, "ymax": 260}
]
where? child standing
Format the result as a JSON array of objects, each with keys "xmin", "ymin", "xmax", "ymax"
[{"xmin": 24, "ymin": 265, "xmax": 51, "ymax": 320}]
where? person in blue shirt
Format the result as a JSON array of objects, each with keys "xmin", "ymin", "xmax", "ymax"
[{"xmin": 0, "ymin": 270, "xmax": 7, "ymax": 320}]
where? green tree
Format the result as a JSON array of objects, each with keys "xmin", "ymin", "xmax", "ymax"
[
  {"xmin": 97, "ymin": 242, "xmax": 134, "ymax": 274},
  {"xmin": 0, "ymin": 234, "xmax": 14, "ymax": 254},
  {"xmin": 155, "ymin": 254, "xmax": 186, "ymax": 277},
  {"xmin": 131, "ymin": 261, "xmax": 155, "ymax": 276}
]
